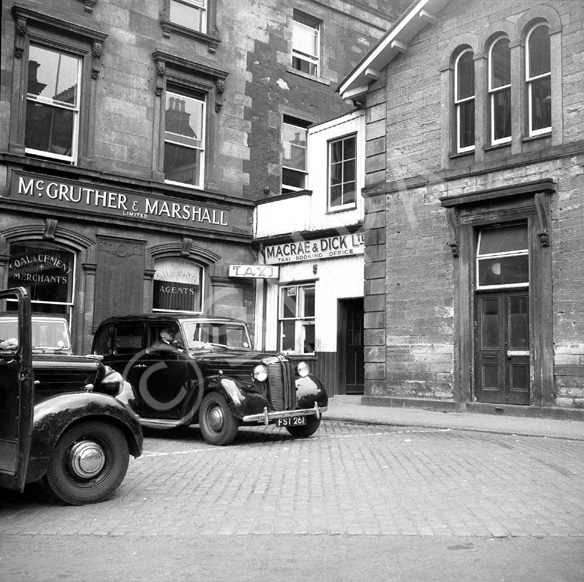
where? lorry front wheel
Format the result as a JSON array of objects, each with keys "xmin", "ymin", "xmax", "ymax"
[{"xmin": 44, "ymin": 421, "xmax": 129, "ymax": 505}]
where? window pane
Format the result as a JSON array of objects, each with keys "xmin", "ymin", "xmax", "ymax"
[
  {"xmin": 490, "ymin": 38, "xmax": 510, "ymax": 88},
  {"xmin": 492, "ymin": 88, "xmax": 511, "ymax": 141},
  {"xmin": 330, "ymin": 140, "xmax": 343, "ymax": 163},
  {"xmin": 302, "ymin": 323, "xmax": 315, "ymax": 353},
  {"xmin": 343, "ymin": 183, "xmax": 356, "ymax": 204},
  {"xmin": 531, "ymin": 77, "xmax": 551, "ymax": 130},
  {"xmin": 458, "ymin": 100, "xmax": 475, "ymax": 149},
  {"xmin": 170, "ymin": 0, "xmax": 206, "ymax": 33},
  {"xmin": 282, "ymin": 123, "xmax": 307, "ymax": 169},
  {"xmin": 478, "ymin": 225, "xmax": 528, "ymax": 255},
  {"xmin": 478, "ymin": 255, "xmax": 529, "ymax": 287},
  {"xmin": 282, "ymin": 168, "xmax": 306, "ymax": 190},
  {"xmin": 456, "ymin": 51, "xmax": 474, "ymax": 100},
  {"xmin": 166, "ymin": 92, "xmax": 204, "ymax": 145},
  {"xmin": 293, "ymin": 21, "xmax": 318, "ymax": 57},
  {"xmin": 330, "ymin": 185, "xmax": 342, "ymax": 207},
  {"xmin": 481, "ymin": 298, "xmax": 500, "ymax": 349},
  {"xmin": 25, "ymin": 102, "xmax": 74, "ymax": 155},
  {"xmin": 303, "ymin": 286, "xmax": 315, "ymax": 317},
  {"xmin": 344, "ymin": 137, "xmax": 356, "ymax": 159},
  {"xmin": 281, "ymin": 320, "xmax": 295, "ymax": 351},
  {"xmin": 343, "ymin": 160, "xmax": 355, "ymax": 182},
  {"xmin": 28, "ymin": 45, "xmax": 79, "ymax": 106},
  {"xmin": 282, "ymin": 287, "xmax": 297, "ymax": 319},
  {"xmin": 153, "ymin": 258, "xmax": 202, "ymax": 312},
  {"xmin": 509, "ymin": 295, "xmax": 529, "ymax": 349},
  {"xmin": 528, "ymin": 25, "xmax": 550, "ymax": 78},
  {"xmin": 164, "ymin": 142, "xmax": 202, "ymax": 186}
]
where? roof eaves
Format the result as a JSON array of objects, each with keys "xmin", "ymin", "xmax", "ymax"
[{"xmin": 338, "ymin": 0, "xmax": 449, "ymax": 99}]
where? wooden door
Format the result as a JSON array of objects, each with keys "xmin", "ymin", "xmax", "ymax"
[
  {"xmin": 475, "ymin": 292, "xmax": 530, "ymax": 405},
  {"xmin": 340, "ymin": 298, "xmax": 364, "ymax": 395}
]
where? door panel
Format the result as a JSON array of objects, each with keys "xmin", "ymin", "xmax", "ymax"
[{"xmin": 476, "ymin": 292, "xmax": 530, "ymax": 405}]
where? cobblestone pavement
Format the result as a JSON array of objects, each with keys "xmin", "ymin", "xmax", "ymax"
[{"xmin": 1, "ymin": 419, "xmax": 583, "ymax": 539}]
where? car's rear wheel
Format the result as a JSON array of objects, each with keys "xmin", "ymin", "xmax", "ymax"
[
  {"xmin": 199, "ymin": 392, "xmax": 240, "ymax": 446},
  {"xmin": 44, "ymin": 421, "xmax": 129, "ymax": 505},
  {"xmin": 285, "ymin": 415, "xmax": 321, "ymax": 438}
]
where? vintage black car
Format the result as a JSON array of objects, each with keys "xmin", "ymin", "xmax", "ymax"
[
  {"xmin": 91, "ymin": 313, "xmax": 328, "ymax": 445},
  {"xmin": 0, "ymin": 287, "xmax": 143, "ymax": 505}
]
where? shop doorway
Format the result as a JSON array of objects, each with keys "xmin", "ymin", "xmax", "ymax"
[{"xmin": 338, "ymin": 298, "xmax": 364, "ymax": 394}]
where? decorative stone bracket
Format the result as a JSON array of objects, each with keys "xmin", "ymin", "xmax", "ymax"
[
  {"xmin": 446, "ymin": 207, "xmax": 460, "ymax": 257},
  {"xmin": 534, "ymin": 192, "xmax": 551, "ymax": 247},
  {"xmin": 77, "ymin": 0, "xmax": 97, "ymax": 13}
]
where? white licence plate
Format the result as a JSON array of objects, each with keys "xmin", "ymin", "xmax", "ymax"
[{"xmin": 276, "ymin": 416, "xmax": 307, "ymax": 427}]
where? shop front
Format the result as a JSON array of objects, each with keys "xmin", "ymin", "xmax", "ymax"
[
  {"xmin": 254, "ymin": 229, "xmax": 365, "ymax": 396},
  {"xmin": 0, "ymin": 167, "xmax": 256, "ymax": 353}
]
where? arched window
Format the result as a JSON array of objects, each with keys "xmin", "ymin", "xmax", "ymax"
[
  {"xmin": 489, "ymin": 37, "xmax": 511, "ymax": 144},
  {"xmin": 526, "ymin": 23, "xmax": 551, "ymax": 136},
  {"xmin": 153, "ymin": 258, "xmax": 204, "ymax": 312},
  {"xmin": 7, "ymin": 242, "xmax": 75, "ymax": 315},
  {"xmin": 454, "ymin": 49, "xmax": 475, "ymax": 153}
]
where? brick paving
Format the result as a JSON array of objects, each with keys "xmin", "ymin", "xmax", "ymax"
[{"xmin": 1, "ymin": 419, "xmax": 583, "ymax": 539}]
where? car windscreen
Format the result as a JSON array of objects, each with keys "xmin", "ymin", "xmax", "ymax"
[
  {"xmin": 0, "ymin": 317, "xmax": 70, "ymax": 352},
  {"xmin": 182, "ymin": 321, "xmax": 252, "ymax": 350}
]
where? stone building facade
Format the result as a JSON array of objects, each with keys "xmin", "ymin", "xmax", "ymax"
[
  {"xmin": 0, "ymin": 0, "xmax": 404, "ymax": 353},
  {"xmin": 339, "ymin": 0, "xmax": 584, "ymax": 414}
]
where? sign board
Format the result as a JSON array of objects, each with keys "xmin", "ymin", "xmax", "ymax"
[
  {"xmin": 229, "ymin": 265, "xmax": 280, "ymax": 279},
  {"xmin": 12, "ymin": 171, "xmax": 232, "ymax": 232},
  {"xmin": 265, "ymin": 233, "xmax": 364, "ymax": 264}
]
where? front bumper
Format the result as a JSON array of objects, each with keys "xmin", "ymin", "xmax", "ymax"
[{"xmin": 243, "ymin": 402, "xmax": 327, "ymax": 425}]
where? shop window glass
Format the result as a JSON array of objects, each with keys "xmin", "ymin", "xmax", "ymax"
[
  {"xmin": 7, "ymin": 243, "xmax": 74, "ymax": 314},
  {"xmin": 279, "ymin": 284, "xmax": 315, "ymax": 354},
  {"xmin": 153, "ymin": 258, "xmax": 204, "ymax": 313}
]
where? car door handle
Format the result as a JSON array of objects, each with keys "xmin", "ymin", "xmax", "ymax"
[{"xmin": 134, "ymin": 364, "xmax": 148, "ymax": 368}]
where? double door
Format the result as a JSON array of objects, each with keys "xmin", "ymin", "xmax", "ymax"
[{"xmin": 475, "ymin": 292, "xmax": 530, "ymax": 405}]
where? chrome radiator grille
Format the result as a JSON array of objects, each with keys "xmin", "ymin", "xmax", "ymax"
[{"xmin": 267, "ymin": 358, "xmax": 296, "ymax": 411}]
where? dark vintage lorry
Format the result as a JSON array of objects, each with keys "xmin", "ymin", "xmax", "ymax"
[{"xmin": 0, "ymin": 287, "xmax": 143, "ymax": 505}]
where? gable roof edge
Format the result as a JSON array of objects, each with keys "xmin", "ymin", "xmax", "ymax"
[{"xmin": 338, "ymin": 0, "xmax": 450, "ymax": 99}]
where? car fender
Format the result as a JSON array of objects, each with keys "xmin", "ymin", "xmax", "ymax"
[
  {"xmin": 296, "ymin": 373, "xmax": 329, "ymax": 409},
  {"xmin": 26, "ymin": 392, "xmax": 143, "ymax": 484}
]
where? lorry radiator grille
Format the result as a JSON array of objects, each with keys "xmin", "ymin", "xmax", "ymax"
[{"xmin": 267, "ymin": 359, "xmax": 296, "ymax": 411}]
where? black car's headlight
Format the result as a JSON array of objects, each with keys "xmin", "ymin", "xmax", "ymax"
[
  {"xmin": 253, "ymin": 364, "xmax": 268, "ymax": 382},
  {"xmin": 297, "ymin": 361, "xmax": 310, "ymax": 378}
]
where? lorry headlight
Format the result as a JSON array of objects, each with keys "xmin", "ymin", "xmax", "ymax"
[
  {"xmin": 253, "ymin": 364, "xmax": 268, "ymax": 382},
  {"xmin": 297, "ymin": 361, "xmax": 310, "ymax": 377}
]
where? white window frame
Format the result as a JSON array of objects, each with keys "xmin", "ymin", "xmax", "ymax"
[
  {"xmin": 454, "ymin": 49, "xmax": 475, "ymax": 154},
  {"xmin": 488, "ymin": 37, "xmax": 512, "ymax": 146},
  {"xmin": 25, "ymin": 44, "xmax": 82, "ymax": 165},
  {"xmin": 292, "ymin": 13, "xmax": 320, "ymax": 77},
  {"xmin": 328, "ymin": 134, "xmax": 357, "ymax": 211},
  {"xmin": 526, "ymin": 23, "xmax": 552, "ymax": 137},
  {"xmin": 164, "ymin": 89, "xmax": 206, "ymax": 189},
  {"xmin": 476, "ymin": 227, "xmax": 529, "ymax": 291},
  {"xmin": 281, "ymin": 116, "xmax": 309, "ymax": 193},
  {"xmin": 169, "ymin": 0, "xmax": 207, "ymax": 34},
  {"xmin": 279, "ymin": 283, "xmax": 315, "ymax": 354}
]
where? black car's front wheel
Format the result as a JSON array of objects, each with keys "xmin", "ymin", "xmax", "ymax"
[
  {"xmin": 285, "ymin": 415, "xmax": 321, "ymax": 438},
  {"xmin": 199, "ymin": 392, "xmax": 240, "ymax": 446},
  {"xmin": 44, "ymin": 421, "xmax": 129, "ymax": 505}
]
